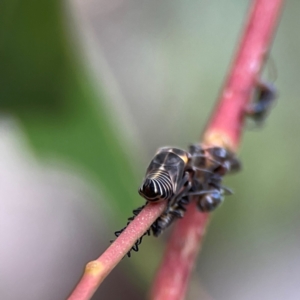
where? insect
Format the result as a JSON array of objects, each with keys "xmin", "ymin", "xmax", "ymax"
[
  {"xmin": 138, "ymin": 147, "xmax": 193, "ymax": 204},
  {"xmin": 113, "ymin": 147, "xmax": 195, "ymax": 256},
  {"xmin": 113, "ymin": 145, "xmax": 240, "ymax": 257},
  {"xmin": 246, "ymin": 80, "xmax": 277, "ymax": 124},
  {"xmin": 189, "ymin": 145, "xmax": 240, "ymax": 211}
]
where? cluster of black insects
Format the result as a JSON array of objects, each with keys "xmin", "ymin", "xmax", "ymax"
[
  {"xmin": 113, "ymin": 145, "xmax": 240, "ymax": 257},
  {"xmin": 112, "ymin": 80, "xmax": 276, "ymax": 257}
]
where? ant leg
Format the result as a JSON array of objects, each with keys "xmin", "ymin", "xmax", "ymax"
[
  {"xmin": 188, "ymin": 189, "xmax": 221, "ymax": 196},
  {"xmin": 193, "ymin": 166, "xmax": 214, "ymax": 174},
  {"xmin": 221, "ymin": 186, "xmax": 233, "ymax": 195},
  {"xmin": 245, "ymin": 80, "xmax": 277, "ymax": 124}
]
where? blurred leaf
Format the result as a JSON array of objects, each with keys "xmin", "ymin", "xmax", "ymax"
[{"xmin": 0, "ymin": 0, "xmax": 140, "ymax": 216}]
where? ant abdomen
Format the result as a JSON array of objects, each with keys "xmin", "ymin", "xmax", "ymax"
[{"xmin": 196, "ymin": 190, "xmax": 223, "ymax": 212}]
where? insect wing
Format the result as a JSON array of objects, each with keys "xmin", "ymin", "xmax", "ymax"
[{"xmin": 156, "ymin": 148, "xmax": 189, "ymax": 194}]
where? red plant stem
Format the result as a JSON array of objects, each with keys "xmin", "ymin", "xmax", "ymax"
[
  {"xmin": 203, "ymin": 0, "xmax": 285, "ymax": 151},
  {"xmin": 67, "ymin": 202, "xmax": 166, "ymax": 300},
  {"xmin": 150, "ymin": 1, "xmax": 284, "ymax": 299},
  {"xmin": 151, "ymin": 202, "xmax": 209, "ymax": 300}
]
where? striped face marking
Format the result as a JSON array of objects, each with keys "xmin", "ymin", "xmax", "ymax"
[{"xmin": 139, "ymin": 147, "xmax": 190, "ymax": 202}]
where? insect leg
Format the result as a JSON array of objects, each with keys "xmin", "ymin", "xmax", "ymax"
[{"xmin": 112, "ymin": 203, "xmax": 151, "ymax": 257}]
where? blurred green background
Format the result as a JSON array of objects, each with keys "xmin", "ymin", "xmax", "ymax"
[{"xmin": 0, "ymin": 1, "xmax": 299, "ymax": 299}]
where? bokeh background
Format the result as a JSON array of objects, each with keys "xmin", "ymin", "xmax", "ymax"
[{"xmin": 0, "ymin": 1, "xmax": 299, "ymax": 299}]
